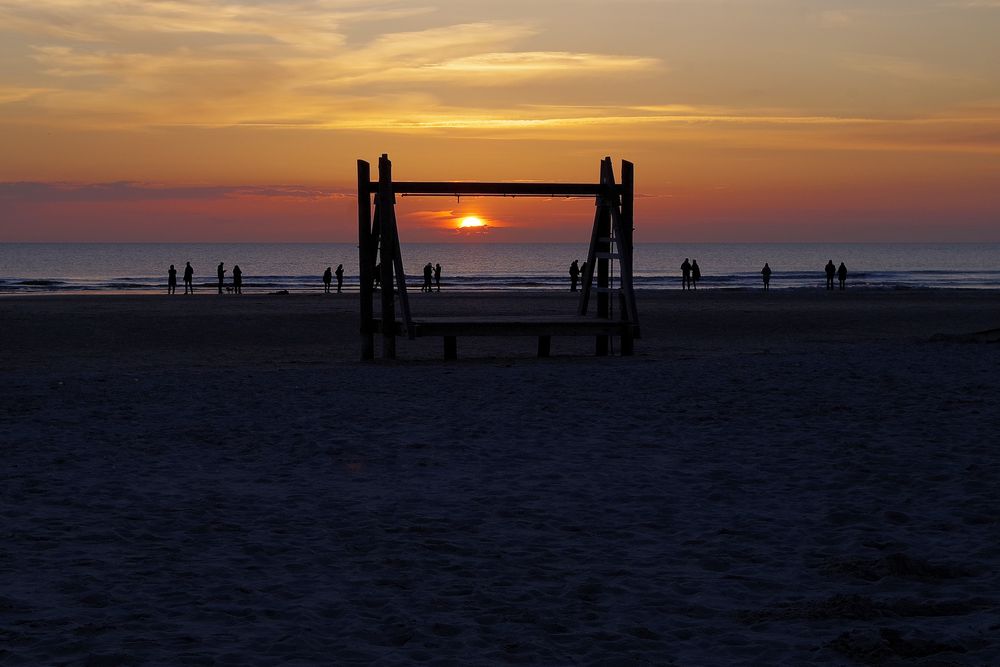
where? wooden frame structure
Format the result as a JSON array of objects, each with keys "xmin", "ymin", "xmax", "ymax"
[{"xmin": 358, "ymin": 154, "xmax": 640, "ymax": 360}]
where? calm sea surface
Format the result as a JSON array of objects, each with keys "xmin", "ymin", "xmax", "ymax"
[{"xmin": 1, "ymin": 243, "xmax": 998, "ymax": 293}]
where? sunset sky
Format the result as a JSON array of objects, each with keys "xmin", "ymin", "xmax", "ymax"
[{"xmin": 1, "ymin": 0, "xmax": 998, "ymax": 242}]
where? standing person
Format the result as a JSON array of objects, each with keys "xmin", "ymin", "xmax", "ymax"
[
  {"xmin": 335, "ymin": 264, "xmax": 344, "ymax": 293},
  {"xmin": 761, "ymin": 262, "xmax": 772, "ymax": 291},
  {"xmin": 580, "ymin": 262, "xmax": 588, "ymax": 288},
  {"xmin": 569, "ymin": 259, "xmax": 580, "ymax": 292},
  {"xmin": 434, "ymin": 263, "xmax": 442, "ymax": 292},
  {"xmin": 167, "ymin": 264, "xmax": 177, "ymax": 295},
  {"xmin": 691, "ymin": 260, "xmax": 701, "ymax": 289},
  {"xmin": 232, "ymin": 264, "xmax": 242, "ymax": 295},
  {"xmin": 422, "ymin": 262, "xmax": 433, "ymax": 293},
  {"xmin": 681, "ymin": 258, "xmax": 692, "ymax": 290},
  {"xmin": 183, "ymin": 261, "xmax": 194, "ymax": 294},
  {"xmin": 825, "ymin": 260, "xmax": 836, "ymax": 290},
  {"xmin": 323, "ymin": 267, "xmax": 332, "ymax": 294},
  {"xmin": 217, "ymin": 262, "xmax": 225, "ymax": 295},
  {"xmin": 373, "ymin": 263, "xmax": 381, "ymax": 290},
  {"xmin": 837, "ymin": 262, "xmax": 848, "ymax": 290}
]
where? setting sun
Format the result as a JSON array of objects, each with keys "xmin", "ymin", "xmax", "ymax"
[{"xmin": 458, "ymin": 216, "xmax": 485, "ymax": 229}]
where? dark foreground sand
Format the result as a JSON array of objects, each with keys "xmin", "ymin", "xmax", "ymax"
[{"xmin": 2, "ymin": 290, "xmax": 999, "ymax": 665}]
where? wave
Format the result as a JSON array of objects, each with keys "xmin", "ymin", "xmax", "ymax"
[
  {"xmin": 2, "ymin": 269, "xmax": 999, "ymax": 293},
  {"xmin": 16, "ymin": 279, "xmax": 67, "ymax": 286}
]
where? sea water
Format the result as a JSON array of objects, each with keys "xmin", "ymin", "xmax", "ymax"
[{"xmin": 1, "ymin": 243, "xmax": 998, "ymax": 293}]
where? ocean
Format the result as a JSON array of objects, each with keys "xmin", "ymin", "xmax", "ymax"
[{"xmin": 1, "ymin": 243, "xmax": 998, "ymax": 294}]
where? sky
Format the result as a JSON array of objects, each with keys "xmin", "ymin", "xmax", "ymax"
[{"xmin": 1, "ymin": 0, "xmax": 998, "ymax": 243}]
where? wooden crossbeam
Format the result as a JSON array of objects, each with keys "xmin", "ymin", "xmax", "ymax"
[{"xmin": 368, "ymin": 182, "xmax": 621, "ymax": 196}]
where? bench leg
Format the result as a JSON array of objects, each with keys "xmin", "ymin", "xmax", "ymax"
[
  {"xmin": 537, "ymin": 335, "xmax": 551, "ymax": 358},
  {"xmin": 444, "ymin": 336, "xmax": 457, "ymax": 360},
  {"xmin": 596, "ymin": 335, "xmax": 609, "ymax": 357},
  {"xmin": 620, "ymin": 330, "xmax": 634, "ymax": 356}
]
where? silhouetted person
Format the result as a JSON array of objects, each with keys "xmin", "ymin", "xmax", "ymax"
[
  {"xmin": 691, "ymin": 260, "xmax": 701, "ymax": 289},
  {"xmin": 217, "ymin": 262, "xmax": 225, "ymax": 295},
  {"xmin": 232, "ymin": 264, "xmax": 242, "ymax": 294},
  {"xmin": 569, "ymin": 259, "xmax": 580, "ymax": 292},
  {"xmin": 335, "ymin": 264, "xmax": 344, "ymax": 293},
  {"xmin": 761, "ymin": 262, "xmax": 772, "ymax": 291},
  {"xmin": 373, "ymin": 263, "xmax": 381, "ymax": 290},
  {"xmin": 838, "ymin": 262, "xmax": 847, "ymax": 290},
  {"xmin": 825, "ymin": 260, "xmax": 836, "ymax": 290},
  {"xmin": 167, "ymin": 264, "xmax": 177, "ymax": 295},
  {"xmin": 681, "ymin": 258, "xmax": 691, "ymax": 290},
  {"xmin": 422, "ymin": 262, "xmax": 433, "ymax": 293},
  {"xmin": 580, "ymin": 262, "xmax": 588, "ymax": 288},
  {"xmin": 434, "ymin": 263, "xmax": 442, "ymax": 292},
  {"xmin": 323, "ymin": 267, "xmax": 332, "ymax": 294},
  {"xmin": 183, "ymin": 262, "xmax": 194, "ymax": 294}
]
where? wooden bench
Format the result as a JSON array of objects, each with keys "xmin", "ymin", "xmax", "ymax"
[{"xmin": 372, "ymin": 316, "xmax": 636, "ymax": 359}]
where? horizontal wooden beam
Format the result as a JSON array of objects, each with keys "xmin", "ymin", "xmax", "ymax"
[{"xmin": 366, "ymin": 181, "xmax": 620, "ymax": 196}]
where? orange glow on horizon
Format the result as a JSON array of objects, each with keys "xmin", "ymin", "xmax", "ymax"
[{"xmin": 1, "ymin": 1, "xmax": 998, "ymax": 242}]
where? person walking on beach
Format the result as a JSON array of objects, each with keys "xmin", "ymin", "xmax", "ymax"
[
  {"xmin": 167, "ymin": 264, "xmax": 177, "ymax": 295},
  {"xmin": 569, "ymin": 259, "xmax": 580, "ymax": 292},
  {"xmin": 434, "ymin": 263, "xmax": 442, "ymax": 292},
  {"xmin": 580, "ymin": 262, "xmax": 588, "ymax": 288},
  {"xmin": 681, "ymin": 258, "xmax": 692, "ymax": 290},
  {"xmin": 837, "ymin": 262, "xmax": 848, "ymax": 290},
  {"xmin": 691, "ymin": 260, "xmax": 701, "ymax": 289},
  {"xmin": 422, "ymin": 262, "xmax": 433, "ymax": 293},
  {"xmin": 373, "ymin": 263, "xmax": 381, "ymax": 290},
  {"xmin": 323, "ymin": 267, "xmax": 332, "ymax": 294},
  {"xmin": 217, "ymin": 262, "xmax": 225, "ymax": 295},
  {"xmin": 761, "ymin": 262, "xmax": 772, "ymax": 291},
  {"xmin": 825, "ymin": 260, "xmax": 836, "ymax": 290},
  {"xmin": 183, "ymin": 262, "xmax": 194, "ymax": 294},
  {"xmin": 335, "ymin": 264, "xmax": 344, "ymax": 293},
  {"xmin": 232, "ymin": 264, "xmax": 242, "ymax": 295}
]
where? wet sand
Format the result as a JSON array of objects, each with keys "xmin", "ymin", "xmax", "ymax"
[{"xmin": 2, "ymin": 290, "xmax": 999, "ymax": 664}]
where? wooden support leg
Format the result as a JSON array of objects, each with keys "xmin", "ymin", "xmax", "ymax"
[
  {"xmin": 444, "ymin": 336, "xmax": 457, "ymax": 360},
  {"xmin": 537, "ymin": 335, "xmax": 551, "ymax": 358},
  {"xmin": 361, "ymin": 333, "xmax": 374, "ymax": 361},
  {"xmin": 596, "ymin": 335, "xmax": 609, "ymax": 357},
  {"xmin": 620, "ymin": 330, "xmax": 634, "ymax": 356}
]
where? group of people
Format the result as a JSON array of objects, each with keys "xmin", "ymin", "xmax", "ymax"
[
  {"xmin": 565, "ymin": 257, "xmax": 852, "ymax": 292},
  {"xmin": 323, "ymin": 265, "xmax": 344, "ymax": 294},
  {"xmin": 824, "ymin": 260, "xmax": 849, "ymax": 290},
  {"xmin": 568, "ymin": 260, "xmax": 586, "ymax": 291},
  {"xmin": 421, "ymin": 262, "xmax": 442, "ymax": 293},
  {"xmin": 681, "ymin": 259, "xmax": 849, "ymax": 291},
  {"xmin": 167, "ymin": 261, "xmax": 242, "ymax": 295},
  {"xmin": 679, "ymin": 258, "xmax": 702, "ymax": 290}
]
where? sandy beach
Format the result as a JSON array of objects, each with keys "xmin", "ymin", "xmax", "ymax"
[{"xmin": 2, "ymin": 290, "xmax": 999, "ymax": 665}]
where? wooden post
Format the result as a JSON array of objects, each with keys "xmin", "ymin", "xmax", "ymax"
[
  {"xmin": 444, "ymin": 336, "xmax": 457, "ymax": 360},
  {"xmin": 537, "ymin": 335, "xmax": 551, "ymax": 358},
  {"xmin": 377, "ymin": 154, "xmax": 396, "ymax": 360},
  {"xmin": 357, "ymin": 160, "xmax": 374, "ymax": 360},
  {"xmin": 577, "ymin": 199, "xmax": 603, "ymax": 316},
  {"xmin": 620, "ymin": 159, "xmax": 640, "ymax": 339},
  {"xmin": 619, "ymin": 297, "xmax": 634, "ymax": 356},
  {"xmin": 596, "ymin": 158, "xmax": 612, "ymax": 356},
  {"xmin": 386, "ymin": 205, "xmax": 414, "ymax": 339}
]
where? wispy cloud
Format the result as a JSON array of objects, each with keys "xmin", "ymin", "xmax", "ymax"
[
  {"xmin": 0, "ymin": 1, "xmax": 661, "ymax": 130},
  {"xmin": 841, "ymin": 53, "xmax": 975, "ymax": 83},
  {"xmin": 938, "ymin": 0, "xmax": 1000, "ymax": 8},
  {"xmin": 0, "ymin": 181, "xmax": 352, "ymax": 203},
  {"xmin": 0, "ymin": 86, "xmax": 49, "ymax": 103}
]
